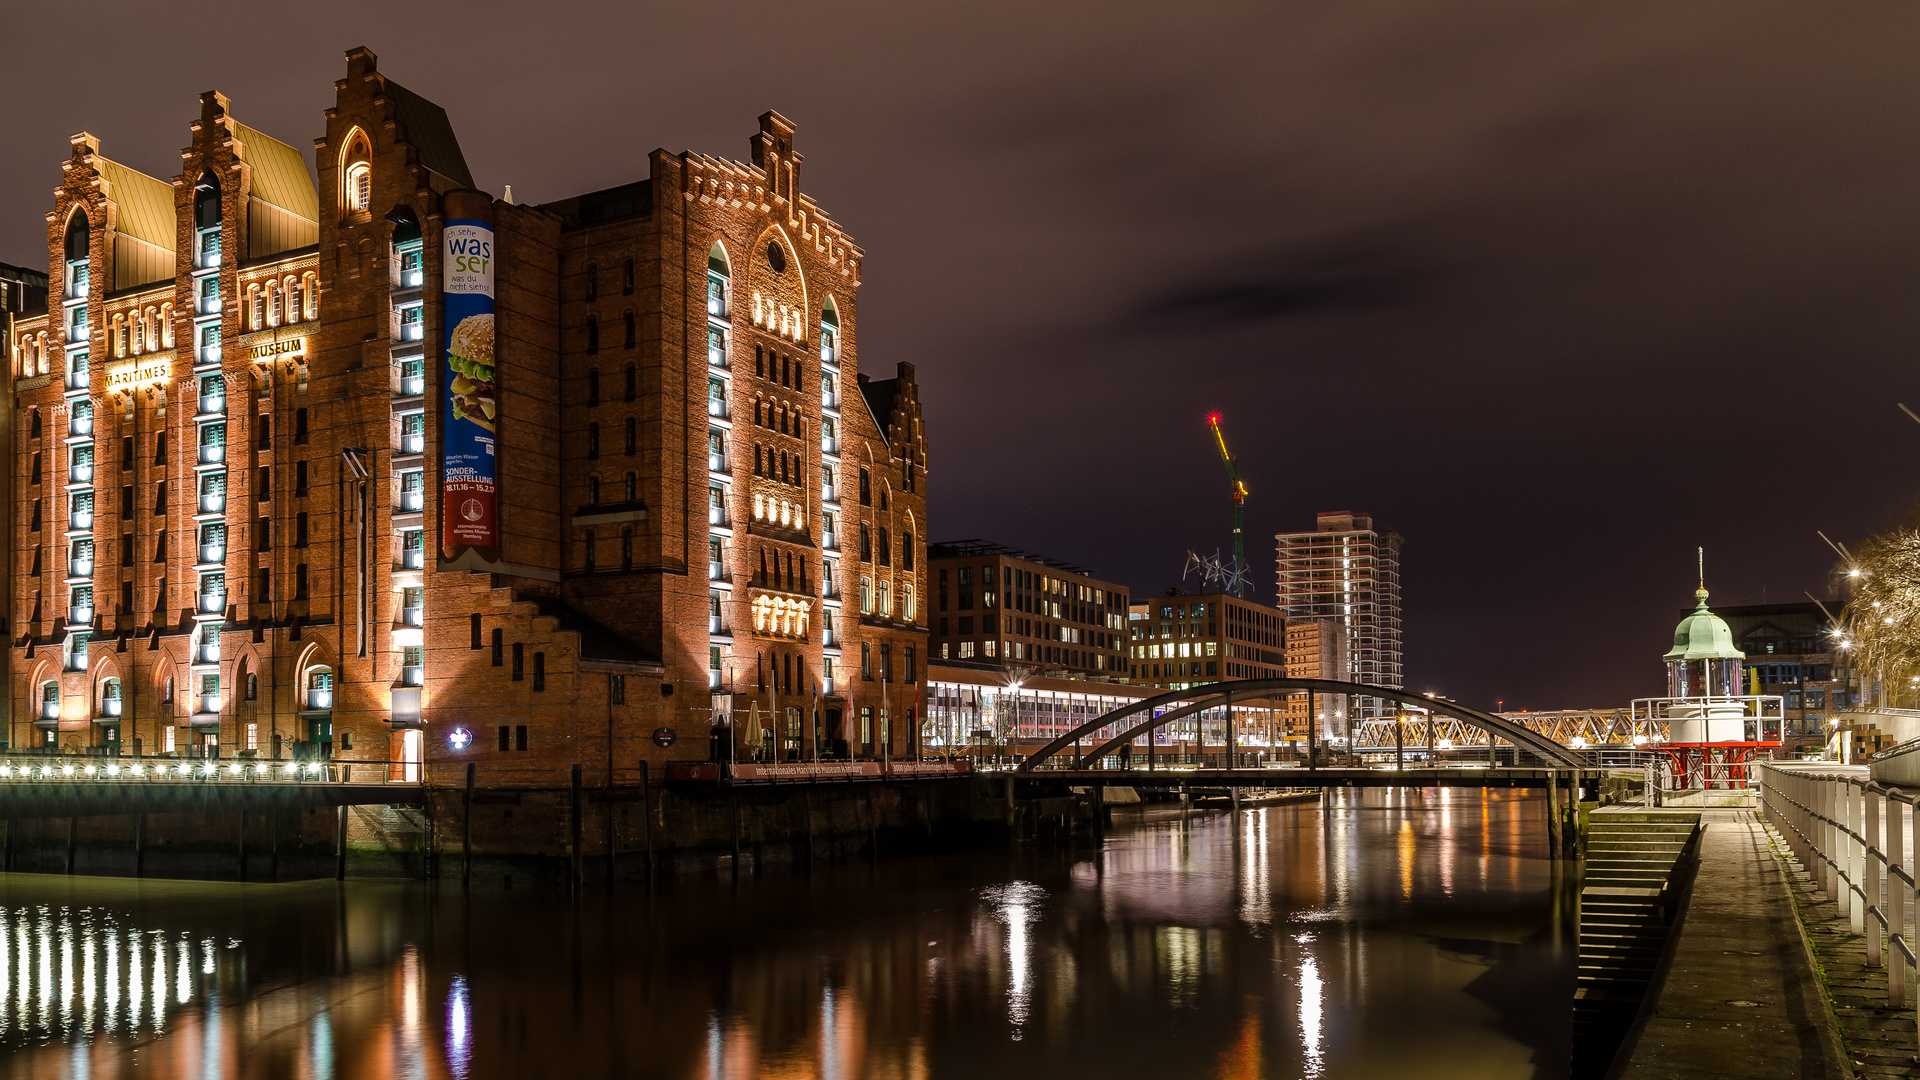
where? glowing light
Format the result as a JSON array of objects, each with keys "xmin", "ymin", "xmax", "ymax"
[{"xmin": 449, "ymin": 727, "xmax": 473, "ymax": 750}]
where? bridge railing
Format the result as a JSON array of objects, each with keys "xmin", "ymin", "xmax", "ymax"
[
  {"xmin": 1757, "ymin": 763, "xmax": 1917, "ymax": 1056},
  {"xmin": 0, "ymin": 757, "xmax": 423, "ymax": 787}
]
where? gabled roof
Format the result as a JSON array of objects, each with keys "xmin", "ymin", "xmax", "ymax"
[
  {"xmin": 385, "ymin": 80, "xmax": 474, "ymax": 190},
  {"xmin": 94, "ymin": 157, "xmax": 175, "ymax": 251},
  {"xmin": 232, "ymin": 121, "xmax": 318, "ymax": 219}
]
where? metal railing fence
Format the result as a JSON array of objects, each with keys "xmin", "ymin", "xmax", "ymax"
[{"xmin": 1757, "ymin": 764, "xmax": 1915, "ymax": 1046}]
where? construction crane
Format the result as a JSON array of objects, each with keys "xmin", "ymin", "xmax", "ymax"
[{"xmin": 1207, "ymin": 413, "xmax": 1249, "ymax": 597}]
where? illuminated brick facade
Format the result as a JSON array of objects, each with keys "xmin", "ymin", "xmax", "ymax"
[{"xmin": 5, "ymin": 47, "xmax": 927, "ymax": 779}]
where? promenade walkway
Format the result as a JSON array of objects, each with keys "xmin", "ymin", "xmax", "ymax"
[{"xmin": 1616, "ymin": 809, "xmax": 1850, "ymax": 1079}]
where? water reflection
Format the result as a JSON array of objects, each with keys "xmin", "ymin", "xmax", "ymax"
[{"xmin": 0, "ymin": 788, "xmax": 1570, "ymax": 1078}]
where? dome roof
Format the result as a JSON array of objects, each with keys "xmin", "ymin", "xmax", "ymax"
[{"xmin": 1663, "ymin": 587, "xmax": 1745, "ymax": 662}]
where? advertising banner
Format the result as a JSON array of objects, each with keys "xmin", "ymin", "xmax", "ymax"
[{"xmin": 441, "ymin": 220, "xmax": 496, "ymax": 549}]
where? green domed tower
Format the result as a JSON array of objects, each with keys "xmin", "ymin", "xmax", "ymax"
[{"xmin": 1664, "ymin": 584, "xmax": 1745, "ymax": 698}]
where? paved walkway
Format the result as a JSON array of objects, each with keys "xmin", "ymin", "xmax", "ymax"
[
  {"xmin": 1765, "ymin": 816, "xmax": 1920, "ymax": 1079},
  {"xmin": 1618, "ymin": 809, "xmax": 1850, "ymax": 1080}
]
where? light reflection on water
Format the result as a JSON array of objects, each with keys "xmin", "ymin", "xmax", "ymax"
[{"xmin": 0, "ymin": 786, "xmax": 1570, "ymax": 1078}]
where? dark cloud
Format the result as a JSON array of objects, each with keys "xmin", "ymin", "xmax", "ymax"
[{"xmin": 1133, "ymin": 242, "xmax": 1436, "ymax": 327}]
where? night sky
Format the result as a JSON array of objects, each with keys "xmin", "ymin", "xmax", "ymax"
[{"xmin": 4, "ymin": 1, "xmax": 1916, "ymax": 710}]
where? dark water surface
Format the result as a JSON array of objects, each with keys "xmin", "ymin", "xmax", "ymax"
[{"xmin": 0, "ymin": 788, "xmax": 1573, "ymax": 1079}]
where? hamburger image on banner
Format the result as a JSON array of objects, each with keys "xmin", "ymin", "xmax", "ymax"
[{"xmin": 442, "ymin": 220, "xmax": 497, "ymax": 550}]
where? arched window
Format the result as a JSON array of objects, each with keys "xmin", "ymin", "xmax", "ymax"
[
  {"xmin": 39, "ymin": 681, "xmax": 59, "ymax": 721},
  {"xmin": 64, "ymin": 208, "xmax": 91, "ymax": 300},
  {"xmin": 624, "ymin": 472, "xmax": 637, "ymax": 501},
  {"xmin": 101, "ymin": 678, "xmax": 123, "ymax": 717},
  {"xmin": 587, "ymin": 475, "xmax": 600, "ymax": 504},
  {"xmin": 586, "ymin": 316, "xmax": 599, "ymax": 354},
  {"xmin": 623, "ymin": 311, "xmax": 635, "ymax": 349},
  {"xmin": 194, "ymin": 172, "xmax": 222, "ymax": 229},
  {"xmin": 588, "ymin": 421, "xmax": 600, "ymax": 460},
  {"xmin": 820, "ymin": 297, "xmax": 839, "ymax": 365},
  {"xmin": 624, "ymin": 364, "xmax": 636, "ymax": 402},
  {"xmin": 624, "ymin": 416, "xmax": 636, "ymax": 455},
  {"xmin": 341, "ymin": 131, "xmax": 372, "ymax": 214},
  {"xmin": 708, "ymin": 243, "xmax": 730, "ymax": 318}
]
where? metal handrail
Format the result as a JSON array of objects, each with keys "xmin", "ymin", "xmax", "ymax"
[{"xmin": 1756, "ymin": 764, "xmax": 1915, "ymax": 1045}]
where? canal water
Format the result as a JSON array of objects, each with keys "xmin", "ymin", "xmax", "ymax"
[{"xmin": 0, "ymin": 788, "xmax": 1573, "ymax": 1079}]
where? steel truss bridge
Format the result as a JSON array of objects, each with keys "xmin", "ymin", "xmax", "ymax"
[{"xmin": 1351, "ymin": 709, "xmax": 1664, "ymax": 752}]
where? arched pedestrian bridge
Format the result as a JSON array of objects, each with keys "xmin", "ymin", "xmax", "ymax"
[{"xmin": 1017, "ymin": 677, "xmax": 1586, "ymax": 774}]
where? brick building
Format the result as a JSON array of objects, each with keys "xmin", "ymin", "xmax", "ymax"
[
  {"xmin": 1125, "ymin": 590, "xmax": 1286, "ymax": 691},
  {"xmin": 5, "ymin": 47, "xmax": 926, "ymax": 778},
  {"xmin": 926, "ymin": 540, "xmax": 1129, "ymax": 678}
]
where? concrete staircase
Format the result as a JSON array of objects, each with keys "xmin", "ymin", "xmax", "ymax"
[{"xmin": 1571, "ymin": 811, "xmax": 1702, "ymax": 1080}]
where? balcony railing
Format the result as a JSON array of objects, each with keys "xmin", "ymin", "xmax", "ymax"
[
  {"xmin": 400, "ymin": 666, "xmax": 424, "ymax": 687},
  {"xmin": 197, "ymin": 693, "xmax": 222, "ymax": 715},
  {"xmin": 65, "ymin": 371, "xmax": 89, "ymax": 391},
  {"xmin": 68, "ymin": 605, "xmax": 93, "ymax": 626},
  {"xmin": 198, "ymin": 344, "xmax": 222, "ymax": 366},
  {"xmin": 399, "ymin": 607, "xmax": 424, "ymax": 628},
  {"xmin": 99, "ymin": 698, "xmax": 122, "ymax": 718},
  {"xmin": 199, "ymin": 543, "xmax": 225, "ymax": 565},
  {"xmin": 69, "ymin": 463, "xmax": 93, "ymax": 484},
  {"xmin": 708, "ymin": 669, "xmax": 722, "ymax": 689},
  {"xmin": 398, "ymin": 320, "xmax": 425, "ymax": 342},
  {"xmin": 822, "ymin": 484, "xmax": 837, "ymax": 503},
  {"xmin": 400, "ymin": 266, "xmax": 425, "ymax": 288},
  {"xmin": 198, "ymin": 294, "xmax": 220, "ymax": 315},
  {"xmin": 69, "ymin": 415, "xmax": 92, "ymax": 437},
  {"xmin": 397, "ymin": 374, "xmax": 426, "ymax": 398},
  {"xmin": 708, "ymin": 453, "xmax": 727, "ymax": 473},
  {"xmin": 707, "ymin": 397, "xmax": 728, "ymax": 419},
  {"xmin": 399, "ymin": 433, "xmax": 425, "ymax": 455},
  {"xmin": 823, "ymin": 677, "xmax": 836, "ymax": 695},
  {"xmin": 400, "ymin": 548, "xmax": 425, "ymax": 570},
  {"xmin": 39, "ymin": 702, "xmax": 59, "ymax": 721},
  {"xmin": 197, "ymin": 591, "xmax": 226, "ymax": 615},
  {"xmin": 198, "ymin": 443, "xmax": 225, "ymax": 464},
  {"xmin": 195, "ymin": 644, "xmax": 221, "ymax": 665},
  {"xmin": 709, "ymin": 615, "xmax": 725, "ymax": 634},
  {"xmin": 198, "ymin": 494, "xmax": 225, "ymax": 514},
  {"xmin": 820, "ymin": 343, "xmax": 837, "ymax": 366},
  {"xmin": 68, "ymin": 321, "xmax": 88, "ymax": 345},
  {"xmin": 708, "ymin": 345, "xmax": 727, "ymax": 367},
  {"xmin": 397, "ymin": 489, "xmax": 424, "ymax": 512},
  {"xmin": 68, "ymin": 558, "xmax": 93, "ymax": 579},
  {"xmin": 66, "ymin": 652, "xmax": 88, "ymax": 673},
  {"xmin": 821, "ymin": 435, "xmax": 838, "ymax": 454},
  {"xmin": 709, "ymin": 559, "xmax": 725, "ymax": 581},
  {"xmin": 707, "ymin": 506, "xmax": 726, "ymax": 526},
  {"xmin": 69, "ymin": 511, "xmax": 93, "ymax": 531},
  {"xmin": 305, "ymin": 689, "xmax": 334, "ymax": 711},
  {"xmin": 823, "ymin": 627, "xmax": 837, "ymax": 647},
  {"xmin": 823, "ymin": 390, "xmax": 838, "ymax": 409},
  {"xmin": 823, "ymin": 530, "xmax": 837, "ymax": 550},
  {"xmin": 198, "ymin": 394, "xmax": 225, "ymax": 416}
]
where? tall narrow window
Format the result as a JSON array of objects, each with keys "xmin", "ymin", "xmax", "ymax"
[
  {"xmin": 492, "ymin": 628, "xmax": 504, "ymax": 666},
  {"xmin": 470, "ymin": 613, "xmax": 482, "ymax": 650},
  {"xmin": 622, "ymin": 258, "xmax": 634, "ymax": 295},
  {"xmin": 512, "ymin": 642, "xmax": 524, "ymax": 681},
  {"xmin": 624, "ymin": 364, "xmax": 636, "ymax": 402},
  {"xmin": 623, "ymin": 312, "xmax": 635, "ymax": 348},
  {"xmin": 586, "ymin": 316, "xmax": 599, "ymax": 354},
  {"xmin": 345, "ymin": 163, "xmax": 371, "ymax": 212},
  {"xmin": 625, "ymin": 417, "xmax": 636, "ymax": 456},
  {"xmin": 533, "ymin": 652, "xmax": 546, "ymax": 691}
]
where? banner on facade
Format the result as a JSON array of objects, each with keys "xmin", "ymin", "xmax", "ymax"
[{"xmin": 441, "ymin": 219, "xmax": 497, "ymax": 550}]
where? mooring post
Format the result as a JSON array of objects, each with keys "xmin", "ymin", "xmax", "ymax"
[
  {"xmin": 4, "ymin": 818, "xmax": 14, "ymax": 872},
  {"xmin": 1546, "ymin": 772, "xmax": 1563, "ymax": 860},
  {"xmin": 1307, "ymin": 691, "xmax": 1318, "ymax": 771},
  {"xmin": 134, "ymin": 813, "xmax": 145, "ymax": 878},
  {"xmin": 335, "ymin": 803, "xmax": 348, "ymax": 881},
  {"xmin": 67, "ymin": 817, "xmax": 76, "ymax": 875},
  {"xmin": 639, "ymin": 760, "xmax": 655, "ymax": 881},
  {"xmin": 238, "ymin": 809, "xmax": 247, "ymax": 882},
  {"xmin": 463, "ymin": 762, "xmax": 475, "ymax": 887},
  {"xmin": 570, "ymin": 764, "xmax": 584, "ymax": 894}
]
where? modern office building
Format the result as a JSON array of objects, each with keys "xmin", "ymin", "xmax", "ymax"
[
  {"xmin": 1710, "ymin": 601, "xmax": 1841, "ymax": 748},
  {"xmin": 927, "ymin": 540, "xmax": 1128, "ymax": 678},
  {"xmin": 1125, "ymin": 589, "xmax": 1286, "ymax": 691},
  {"xmin": 4, "ymin": 47, "xmax": 926, "ymax": 771},
  {"xmin": 1274, "ymin": 511, "xmax": 1403, "ymax": 720}
]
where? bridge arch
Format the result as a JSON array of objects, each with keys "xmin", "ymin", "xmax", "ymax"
[{"xmin": 1016, "ymin": 678, "xmax": 1583, "ymax": 771}]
